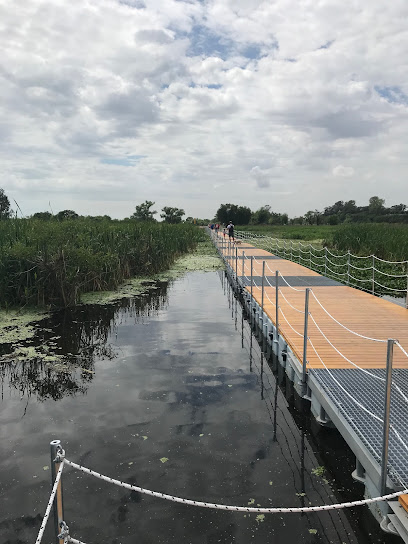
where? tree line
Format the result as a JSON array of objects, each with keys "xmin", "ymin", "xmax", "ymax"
[
  {"xmin": 0, "ymin": 192, "xmax": 186, "ymax": 224},
  {"xmin": 215, "ymin": 196, "xmax": 408, "ymax": 226},
  {"xmin": 1, "ymin": 188, "xmax": 407, "ymax": 226}
]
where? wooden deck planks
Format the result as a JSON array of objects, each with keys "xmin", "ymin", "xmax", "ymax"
[{"xmin": 219, "ymin": 237, "xmax": 408, "ymax": 370}]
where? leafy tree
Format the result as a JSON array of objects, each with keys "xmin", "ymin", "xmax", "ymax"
[
  {"xmin": 160, "ymin": 206, "xmax": 185, "ymax": 224},
  {"xmin": 0, "ymin": 188, "xmax": 11, "ymax": 219},
  {"xmin": 328, "ymin": 214, "xmax": 339, "ymax": 225},
  {"xmin": 304, "ymin": 211, "xmax": 315, "ymax": 225},
  {"xmin": 252, "ymin": 205, "xmax": 271, "ymax": 224},
  {"xmin": 56, "ymin": 210, "xmax": 79, "ymax": 221},
  {"xmin": 269, "ymin": 212, "xmax": 288, "ymax": 225},
  {"xmin": 343, "ymin": 200, "xmax": 357, "ymax": 214},
  {"xmin": 131, "ymin": 200, "xmax": 157, "ymax": 221},
  {"xmin": 32, "ymin": 211, "xmax": 53, "ymax": 220},
  {"xmin": 368, "ymin": 196, "xmax": 385, "ymax": 214},
  {"xmin": 216, "ymin": 203, "xmax": 252, "ymax": 225},
  {"xmin": 323, "ymin": 200, "xmax": 344, "ymax": 216},
  {"xmin": 390, "ymin": 204, "xmax": 406, "ymax": 214}
]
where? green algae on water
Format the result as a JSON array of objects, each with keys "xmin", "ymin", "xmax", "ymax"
[
  {"xmin": 0, "ymin": 308, "xmax": 49, "ymax": 345},
  {"xmin": 80, "ymin": 240, "xmax": 224, "ymax": 306}
]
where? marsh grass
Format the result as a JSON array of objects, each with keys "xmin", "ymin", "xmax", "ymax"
[{"xmin": 0, "ymin": 218, "xmax": 202, "ymax": 307}]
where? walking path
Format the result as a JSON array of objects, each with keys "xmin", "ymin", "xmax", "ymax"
[{"xmin": 217, "ymin": 234, "xmax": 408, "ymax": 491}]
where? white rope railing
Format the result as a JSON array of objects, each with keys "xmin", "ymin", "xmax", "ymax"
[
  {"xmin": 35, "ymin": 462, "xmax": 64, "ymax": 544},
  {"xmin": 308, "ymin": 314, "xmax": 385, "ymax": 380},
  {"xmin": 234, "ymin": 231, "xmax": 408, "ymax": 304},
  {"xmin": 62, "ymin": 458, "xmax": 408, "ymax": 514},
  {"xmin": 373, "ymin": 280, "xmax": 407, "ymax": 292},
  {"xmin": 308, "ymin": 339, "xmax": 383, "ymax": 424},
  {"xmin": 277, "ymin": 272, "xmax": 306, "ymax": 292},
  {"xmin": 308, "ymin": 340, "xmax": 408, "ymax": 458},
  {"xmin": 309, "ymin": 291, "xmax": 387, "ymax": 342},
  {"xmin": 278, "ymin": 288, "xmax": 305, "ymax": 314},
  {"xmin": 278, "ymin": 306, "xmax": 304, "ymax": 338}
]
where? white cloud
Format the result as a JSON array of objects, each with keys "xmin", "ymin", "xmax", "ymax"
[
  {"xmin": 0, "ymin": 0, "xmax": 407, "ymax": 218},
  {"xmin": 332, "ymin": 165, "xmax": 355, "ymax": 177}
]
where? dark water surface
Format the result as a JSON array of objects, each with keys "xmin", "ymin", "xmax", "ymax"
[{"xmin": 0, "ymin": 272, "xmax": 394, "ymax": 543}]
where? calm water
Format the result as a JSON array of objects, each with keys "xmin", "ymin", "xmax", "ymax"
[{"xmin": 0, "ymin": 272, "xmax": 396, "ymax": 543}]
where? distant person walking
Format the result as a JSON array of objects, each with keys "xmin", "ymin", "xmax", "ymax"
[{"xmin": 226, "ymin": 221, "xmax": 234, "ymax": 241}]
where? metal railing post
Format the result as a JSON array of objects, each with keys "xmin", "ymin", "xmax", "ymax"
[
  {"xmin": 290, "ymin": 240, "xmax": 293, "ymax": 262},
  {"xmin": 372, "ymin": 255, "xmax": 375, "ymax": 295},
  {"xmin": 275, "ymin": 270, "xmax": 279, "ymax": 338},
  {"xmin": 235, "ymin": 246, "xmax": 238, "ymax": 283},
  {"xmin": 250, "ymin": 257, "xmax": 254, "ymax": 322},
  {"xmin": 406, "ymin": 262, "xmax": 408, "ymax": 309},
  {"xmin": 302, "ymin": 288, "xmax": 310, "ymax": 392},
  {"xmin": 325, "ymin": 247, "xmax": 327, "ymax": 276},
  {"xmin": 380, "ymin": 339, "xmax": 395, "ymax": 495},
  {"xmin": 284, "ymin": 240, "xmax": 286, "ymax": 259},
  {"xmin": 50, "ymin": 440, "xmax": 65, "ymax": 544},
  {"xmin": 309, "ymin": 245, "xmax": 312, "ymax": 268},
  {"xmin": 261, "ymin": 261, "xmax": 265, "ymax": 319},
  {"xmin": 347, "ymin": 250, "xmax": 350, "ymax": 286}
]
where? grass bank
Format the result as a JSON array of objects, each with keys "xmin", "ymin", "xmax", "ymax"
[{"xmin": 0, "ymin": 218, "xmax": 203, "ymax": 308}]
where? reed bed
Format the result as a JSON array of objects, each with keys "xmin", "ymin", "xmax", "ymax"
[
  {"xmin": 0, "ymin": 218, "xmax": 202, "ymax": 308},
  {"xmin": 327, "ymin": 223, "xmax": 408, "ymax": 261}
]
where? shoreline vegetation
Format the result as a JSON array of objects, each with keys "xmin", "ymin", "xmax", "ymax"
[
  {"xmin": 0, "ymin": 235, "xmax": 223, "ymax": 361},
  {"xmin": 0, "ymin": 219, "xmax": 207, "ymax": 308}
]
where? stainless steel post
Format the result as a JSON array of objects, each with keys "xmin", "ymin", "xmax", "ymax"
[
  {"xmin": 275, "ymin": 270, "xmax": 279, "ymax": 338},
  {"xmin": 235, "ymin": 246, "xmax": 238, "ymax": 283},
  {"xmin": 250, "ymin": 257, "xmax": 254, "ymax": 323},
  {"xmin": 347, "ymin": 250, "xmax": 350, "ymax": 286},
  {"xmin": 406, "ymin": 263, "xmax": 408, "ymax": 309},
  {"xmin": 302, "ymin": 288, "xmax": 310, "ymax": 390},
  {"xmin": 309, "ymin": 245, "xmax": 312, "ymax": 268},
  {"xmin": 380, "ymin": 339, "xmax": 395, "ymax": 495},
  {"xmin": 50, "ymin": 439, "xmax": 65, "ymax": 544},
  {"xmin": 325, "ymin": 247, "xmax": 327, "ymax": 276},
  {"xmin": 372, "ymin": 255, "xmax": 375, "ymax": 295},
  {"xmin": 290, "ymin": 240, "xmax": 293, "ymax": 261},
  {"xmin": 261, "ymin": 261, "xmax": 265, "ymax": 320},
  {"xmin": 250, "ymin": 257, "xmax": 253, "ymax": 299}
]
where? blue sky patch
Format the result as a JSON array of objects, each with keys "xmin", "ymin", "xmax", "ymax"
[
  {"xmin": 185, "ymin": 25, "xmax": 265, "ymax": 61},
  {"xmin": 187, "ymin": 25, "xmax": 233, "ymax": 59},
  {"xmin": 101, "ymin": 155, "xmax": 145, "ymax": 166},
  {"xmin": 375, "ymin": 86, "xmax": 408, "ymax": 105}
]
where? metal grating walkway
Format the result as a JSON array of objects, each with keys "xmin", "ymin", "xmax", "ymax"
[
  {"xmin": 310, "ymin": 368, "xmax": 408, "ymax": 488},
  {"xmin": 240, "ymin": 275, "xmax": 343, "ymax": 287}
]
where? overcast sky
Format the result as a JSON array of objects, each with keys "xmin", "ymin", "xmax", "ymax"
[{"xmin": 1, "ymin": 0, "xmax": 407, "ymax": 219}]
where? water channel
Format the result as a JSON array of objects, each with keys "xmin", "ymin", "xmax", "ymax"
[{"xmin": 0, "ymin": 271, "xmax": 398, "ymax": 543}]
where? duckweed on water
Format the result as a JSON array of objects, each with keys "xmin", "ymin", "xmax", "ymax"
[
  {"xmin": 0, "ymin": 237, "xmax": 223, "ymax": 368},
  {"xmin": 80, "ymin": 240, "xmax": 223, "ymax": 306}
]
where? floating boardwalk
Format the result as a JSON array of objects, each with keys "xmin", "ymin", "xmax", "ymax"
[{"xmin": 213, "ymin": 232, "xmax": 408, "ymax": 540}]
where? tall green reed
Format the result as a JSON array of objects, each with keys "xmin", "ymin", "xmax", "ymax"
[{"xmin": 0, "ymin": 219, "xmax": 202, "ymax": 308}]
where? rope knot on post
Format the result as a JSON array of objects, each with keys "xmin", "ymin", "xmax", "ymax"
[
  {"xmin": 58, "ymin": 520, "xmax": 70, "ymax": 542},
  {"xmin": 54, "ymin": 447, "xmax": 66, "ymax": 463}
]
